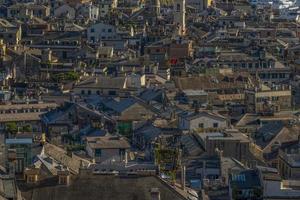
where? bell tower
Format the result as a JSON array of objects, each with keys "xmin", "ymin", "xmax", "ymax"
[
  {"xmin": 173, "ymin": 0, "xmax": 186, "ymax": 36},
  {"xmin": 154, "ymin": 0, "xmax": 160, "ymax": 18}
]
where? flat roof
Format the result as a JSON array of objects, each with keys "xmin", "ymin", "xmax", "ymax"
[{"xmin": 0, "ymin": 112, "xmax": 43, "ymax": 122}]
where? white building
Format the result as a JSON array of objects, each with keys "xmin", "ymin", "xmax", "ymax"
[
  {"xmin": 86, "ymin": 135, "xmax": 131, "ymax": 163},
  {"xmin": 95, "ymin": 0, "xmax": 118, "ymax": 18},
  {"xmin": 54, "ymin": 4, "xmax": 76, "ymax": 19},
  {"xmin": 178, "ymin": 111, "xmax": 228, "ymax": 131},
  {"xmin": 123, "ymin": 73, "xmax": 141, "ymax": 89},
  {"xmin": 87, "ymin": 22, "xmax": 119, "ymax": 43},
  {"xmin": 78, "ymin": 2, "xmax": 99, "ymax": 21},
  {"xmin": 186, "ymin": 0, "xmax": 211, "ymax": 12}
]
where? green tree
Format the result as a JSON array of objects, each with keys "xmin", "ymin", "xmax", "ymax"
[
  {"xmin": 22, "ymin": 124, "xmax": 32, "ymax": 132},
  {"xmin": 6, "ymin": 122, "xmax": 18, "ymax": 135},
  {"xmin": 51, "ymin": 72, "xmax": 80, "ymax": 82},
  {"xmin": 65, "ymin": 72, "xmax": 80, "ymax": 81}
]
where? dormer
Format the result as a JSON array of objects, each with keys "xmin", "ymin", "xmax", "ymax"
[
  {"xmin": 57, "ymin": 169, "xmax": 70, "ymax": 186},
  {"xmin": 24, "ymin": 167, "xmax": 40, "ymax": 184}
]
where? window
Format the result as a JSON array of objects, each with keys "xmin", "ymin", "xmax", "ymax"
[
  {"xmin": 62, "ymin": 51, "xmax": 67, "ymax": 59},
  {"xmin": 95, "ymin": 149, "xmax": 101, "ymax": 157},
  {"xmin": 198, "ymin": 123, "xmax": 204, "ymax": 128},
  {"xmin": 272, "ymin": 73, "xmax": 278, "ymax": 79},
  {"xmin": 108, "ymin": 29, "xmax": 112, "ymax": 33},
  {"xmin": 81, "ymin": 90, "xmax": 85, "ymax": 95},
  {"xmin": 272, "ymin": 96, "xmax": 279, "ymax": 101},
  {"xmin": 108, "ymin": 90, "xmax": 116, "ymax": 96},
  {"xmin": 213, "ymin": 123, "xmax": 218, "ymax": 128},
  {"xmin": 176, "ymin": 4, "xmax": 180, "ymax": 11},
  {"xmin": 88, "ymin": 90, "xmax": 91, "ymax": 95},
  {"xmin": 60, "ymin": 176, "xmax": 67, "ymax": 184},
  {"xmin": 91, "ymin": 28, "xmax": 95, "ymax": 33},
  {"xmin": 263, "ymin": 62, "xmax": 267, "ymax": 68},
  {"xmin": 279, "ymin": 73, "xmax": 284, "ymax": 78},
  {"xmin": 119, "ymin": 149, "xmax": 125, "ymax": 156},
  {"xmin": 28, "ymin": 175, "xmax": 35, "ymax": 183}
]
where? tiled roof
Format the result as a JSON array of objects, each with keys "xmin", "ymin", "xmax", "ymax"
[
  {"xmin": 87, "ymin": 136, "xmax": 130, "ymax": 149},
  {"xmin": 0, "ymin": 112, "xmax": 43, "ymax": 122},
  {"xmin": 43, "ymin": 143, "xmax": 90, "ymax": 174},
  {"xmin": 138, "ymin": 89, "xmax": 163, "ymax": 102},
  {"xmin": 101, "ymin": 97, "xmax": 137, "ymax": 113},
  {"xmin": 179, "ymin": 111, "xmax": 226, "ymax": 121},
  {"xmin": 0, "ymin": 102, "xmax": 57, "ymax": 111},
  {"xmin": 174, "ymin": 73, "xmax": 255, "ymax": 91},
  {"xmin": 29, "ymin": 175, "xmax": 186, "ymax": 200},
  {"xmin": 75, "ymin": 76, "xmax": 125, "ymax": 89}
]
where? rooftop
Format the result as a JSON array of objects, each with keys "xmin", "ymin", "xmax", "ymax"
[
  {"xmin": 179, "ymin": 111, "xmax": 226, "ymax": 121},
  {"xmin": 25, "ymin": 175, "xmax": 186, "ymax": 200},
  {"xmin": 0, "ymin": 102, "xmax": 57, "ymax": 111},
  {"xmin": 0, "ymin": 175, "xmax": 18, "ymax": 199},
  {"xmin": 42, "ymin": 143, "xmax": 91, "ymax": 174},
  {"xmin": 230, "ymin": 169, "xmax": 262, "ymax": 189},
  {"xmin": 87, "ymin": 136, "xmax": 131, "ymax": 149},
  {"xmin": 75, "ymin": 76, "xmax": 126, "ymax": 89},
  {"xmin": 5, "ymin": 138, "xmax": 33, "ymax": 145}
]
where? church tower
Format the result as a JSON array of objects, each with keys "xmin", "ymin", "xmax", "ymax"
[
  {"xmin": 145, "ymin": 0, "xmax": 160, "ymax": 19},
  {"xmin": 154, "ymin": 0, "xmax": 160, "ymax": 18},
  {"xmin": 173, "ymin": 0, "xmax": 186, "ymax": 36}
]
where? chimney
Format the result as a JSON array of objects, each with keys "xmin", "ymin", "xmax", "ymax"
[
  {"xmin": 215, "ymin": 148, "xmax": 223, "ymax": 161},
  {"xmin": 67, "ymin": 149, "xmax": 73, "ymax": 158},
  {"xmin": 219, "ymin": 149, "xmax": 223, "ymax": 159},
  {"xmin": 181, "ymin": 165, "xmax": 186, "ymax": 190},
  {"xmin": 42, "ymin": 49, "xmax": 52, "ymax": 62},
  {"xmin": 150, "ymin": 188, "xmax": 160, "ymax": 200},
  {"xmin": 125, "ymin": 151, "xmax": 128, "ymax": 165},
  {"xmin": 194, "ymin": 101, "xmax": 199, "ymax": 113},
  {"xmin": 79, "ymin": 160, "xmax": 91, "ymax": 176}
]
